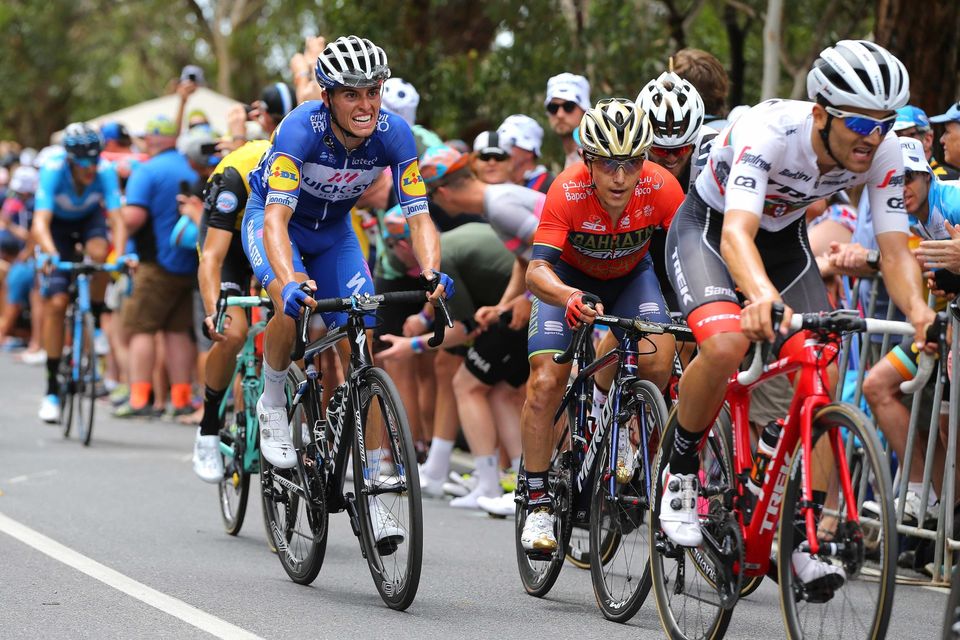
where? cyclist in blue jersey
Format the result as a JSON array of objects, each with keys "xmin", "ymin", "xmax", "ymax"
[
  {"xmin": 243, "ymin": 36, "xmax": 452, "ymax": 484},
  {"xmin": 32, "ymin": 123, "xmax": 131, "ymax": 423}
]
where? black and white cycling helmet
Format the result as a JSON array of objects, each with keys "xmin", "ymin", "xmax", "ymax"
[
  {"xmin": 578, "ymin": 98, "xmax": 653, "ymax": 158},
  {"xmin": 806, "ymin": 40, "xmax": 909, "ymax": 111},
  {"xmin": 62, "ymin": 122, "xmax": 102, "ymax": 162},
  {"xmin": 315, "ymin": 35, "xmax": 391, "ymax": 90},
  {"xmin": 636, "ymin": 71, "xmax": 705, "ymax": 147}
]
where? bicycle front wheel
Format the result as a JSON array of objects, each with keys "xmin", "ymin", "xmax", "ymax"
[
  {"xmin": 589, "ymin": 380, "xmax": 665, "ymax": 622},
  {"xmin": 777, "ymin": 403, "xmax": 896, "ymax": 639},
  {"xmin": 58, "ymin": 346, "xmax": 75, "ymax": 439},
  {"xmin": 79, "ymin": 314, "xmax": 97, "ymax": 446},
  {"xmin": 351, "ymin": 367, "xmax": 422, "ymax": 610},
  {"xmin": 218, "ymin": 384, "xmax": 250, "ymax": 536}
]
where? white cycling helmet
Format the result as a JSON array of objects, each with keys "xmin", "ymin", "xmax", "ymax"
[
  {"xmin": 381, "ymin": 78, "xmax": 420, "ymax": 126},
  {"xmin": 636, "ymin": 71, "xmax": 705, "ymax": 147},
  {"xmin": 578, "ymin": 98, "xmax": 653, "ymax": 158},
  {"xmin": 315, "ymin": 35, "xmax": 390, "ymax": 90},
  {"xmin": 806, "ymin": 40, "xmax": 909, "ymax": 111}
]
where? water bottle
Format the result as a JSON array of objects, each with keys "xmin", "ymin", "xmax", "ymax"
[{"xmin": 746, "ymin": 419, "xmax": 782, "ymax": 497}]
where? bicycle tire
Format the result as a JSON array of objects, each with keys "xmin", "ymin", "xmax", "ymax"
[
  {"xmin": 650, "ymin": 408, "xmax": 734, "ymax": 640},
  {"xmin": 589, "ymin": 380, "xmax": 665, "ymax": 622},
  {"xmin": 260, "ymin": 367, "xmax": 327, "ymax": 585},
  {"xmin": 79, "ymin": 314, "xmax": 96, "ymax": 446},
  {"xmin": 777, "ymin": 403, "xmax": 895, "ymax": 640},
  {"xmin": 218, "ymin": 380, "xmax": 250, "ymax": 536},
  {"xmin": 58, "ymin": 345, "xmax": 75, "ymax": 439},
  {"xmin": 942, "ymin": 565, "xmax": 960, "ymax": 640},
  {"xmin": 351, "ymin": 367, "xmax": 422, "ymax": 611}
]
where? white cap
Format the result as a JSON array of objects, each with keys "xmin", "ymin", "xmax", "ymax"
[
  {"xmin": 497, "ymin": 114, "xmax": 543, "ymax": 156},
  {"xmin": 381, "ymin": 78, "xmax": 420, "ymax": 126},
  {"xmin": 899, "ymin": 137, "xmax": 932, "ymax": 175},
  {"xmin": 10, "ymin": 165, "xmax": 39, "ymax": 194},
  {"xmin": 19, "ymin": 148, "xmax": 37, "ymax": 168},
  {"xmin": 544, "ymin": 73, "xmax": 591, "ymax": 112},
  {"xmin": 472, "ymin": 131, "xmax": 511, "ymax": 157}
]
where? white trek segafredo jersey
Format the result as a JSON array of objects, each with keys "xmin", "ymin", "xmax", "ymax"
[{"xmin": 694, "ymin": 99, "xmax": 909, "ymax": 234}]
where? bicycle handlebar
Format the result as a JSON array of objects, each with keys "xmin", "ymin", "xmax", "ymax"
[
  {"xmin": 290, "ymin": 289, "xmax": 453, "ymax": 361},
  {"xmin": 552, "ymin": 308, "xmax": 694, "ymax": 365},
  {"xmin": 212, "ymin": 293, "xmax": 273, "ymax": 334}
]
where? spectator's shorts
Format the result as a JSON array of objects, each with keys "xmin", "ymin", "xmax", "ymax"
[
  {"xmin": 44, "ymin": 214, "xmax": 109, "ymax": 297},
  {"xmin": 465, "ymin": 320, "xmax": 529, "ymax": 387},
  {"xmin": 6, "ymin": 259, "xmax": 35, "ymax": 306},
  {"xmin": 122, "ymin": 263, "xmax": 195, "ymax": 334}
]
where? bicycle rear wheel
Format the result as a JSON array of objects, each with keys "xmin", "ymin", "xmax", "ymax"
[
  {"xmin": 590, "ymin": 380, "xmax": 665, "ymax": 622},
  {"xmin": 650, "ymin": 408, "xmax": 735, "ymax": 640},
  {"xmin": 260, "ymin": 367, "xmax": 327, "ymax": 585},
  {"xmin": 58, "ymin": 346, "xmax": 75, "ymax": 438},
  {"xmin": 777, "ymin": 403, "xmax": 895, "ymax": 639},
  {"xmin": 78, "ymin": 314, "xmax": 96, "ymax": 446},
  {"xmin": 218, "ymin": 389, "xmax": 250, "ymax": 536},
  {"xmin": 351, "ymin": 367, "xmax": 422, "ymax": 610}
]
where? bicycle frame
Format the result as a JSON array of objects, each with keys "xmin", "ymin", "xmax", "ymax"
[{"xmin": 725, "ymin": 335, "xmax": 843, "ymax": 576}]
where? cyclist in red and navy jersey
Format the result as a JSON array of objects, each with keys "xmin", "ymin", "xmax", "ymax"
[{"xmin": 519, "ymin": 99, "xmax": 685, "ymax": 553}]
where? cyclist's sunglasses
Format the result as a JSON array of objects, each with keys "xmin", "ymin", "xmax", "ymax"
[
  {"xmin": 825, "ymin": 106, "xmax": 897, "ymax": 137},
  {"xmin": 586, "ymin": 154, "xmax": 644, "ymax": 175},
  {"xmin": 70, "ymin": 157, "xmax": 98, "ymax": 168},
  {"xmin": 546, "ymin": 101, "xmax": 578, "ymax": 115},
  {"xmin": 476, "ymin": 151, "xmax": 509, "ymax": 162},
  {"xmin": 649, "ymin": 144, "xmax": 694, "ymax": 158}
]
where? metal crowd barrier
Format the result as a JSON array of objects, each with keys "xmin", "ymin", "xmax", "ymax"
[{"xmin": 835, "ymin": 276, "xmax": 959, "ymax": 586}]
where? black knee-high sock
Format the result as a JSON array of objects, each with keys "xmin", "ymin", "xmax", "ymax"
[
  {"xmin": 46, "ymin": 357, "xmax": 61, "ymax": 396},
  {"xmin": 669, "ymin": 422, "xmax": 702, "ymax": 475},
  {"xmin": 199, "ymin": 385, "xmax": 228, "ymax": 436}
]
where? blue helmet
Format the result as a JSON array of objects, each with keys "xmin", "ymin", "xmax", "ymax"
[
  {"xmin": 315, "ymin": 36, "xmax": 390, "ymax": 90},
  {"xmin": 62, "ymin": 122, "xmax": 102, "ymax": 163}
]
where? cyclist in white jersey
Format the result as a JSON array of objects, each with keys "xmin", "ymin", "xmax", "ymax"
[{"xmin": 659, "ymin": 40, "xmax": 936, "ymax": 552}]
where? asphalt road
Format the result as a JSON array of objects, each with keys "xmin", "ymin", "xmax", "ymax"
[{"xmin": 0, "ymin": 353, "xmax": 949, "ymax": 639}]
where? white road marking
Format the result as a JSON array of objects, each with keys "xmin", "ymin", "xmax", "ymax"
[
  {"xmin": 0, "ymin": 512, "xmax": 263, "ymax": 640},
  {"xmin": 7, "ymin": 470, "xmax": 58, "ymax": 484}
]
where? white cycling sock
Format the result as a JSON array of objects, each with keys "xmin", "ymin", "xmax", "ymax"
[
  {"xmin": 261, "ymin": 361, "xmax": 287, "ymax": 407},
  {"xmin": 511, "ymin": 456, "xmax": 522, "ymax": 475},
  {"xmin": 421, "ymin": 437, "xmax": 454, "ymax": 480},
  {"xmin": 474, "ymin": 454, "xmax": 500, "ymax": 495},
  {"xmin": 908, "ymin": 482, "xmax": 938, "ymax": 505},
  {"xmin": 365, "ymin": 447, "xmax": 389, "ymax": 479}
]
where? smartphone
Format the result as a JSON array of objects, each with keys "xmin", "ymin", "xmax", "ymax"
[
  {"xmin": 179, "ymin": 180, "xmax": 192, "ymax": 196},
  {"xmin": 199, "ymin": 142, "xmax": 219, "ymax": 156},
  {"xmin": 243, "ymin": 103, "xmax": 256, "ymax": 115},
  {"xmin": 933, "ymin": 268, "xmax": 960, "ymax": 294},
  {"xmin": 180, "ymin": 65, "xmax": 205, "ymax": 85}
]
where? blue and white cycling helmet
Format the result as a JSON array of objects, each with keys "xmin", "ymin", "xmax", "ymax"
[
  {"xmin": 62, "ymin": 122, "xmax": 102, "ymax": 163},
  {"xmin": 315, "ymin": 36, "xmax": 391, "ymax": 90}
]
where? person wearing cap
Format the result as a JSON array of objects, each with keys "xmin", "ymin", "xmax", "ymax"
[
  {"xmin": 858, "ymin": 136, "xmax": 960, "ymax": 527},
  {"xmin": 116, "ymin": 115, "xmax": 200, "ymax": 419},
  {"xmin": 381, "ymin": 77, "xmax": 443, "ymax": 157},
  {"xmin": 31, "ymin": 123, "xmax": 129, "ymax": 423},
  {"xmin": 497, "ymin": 114, "xmax": 554, "ymax": 194},
  {"xmin": 0, "ymin": 166, "xmax": 40, "ymax": 353},
  {"xmin": 894, "ymin": 105, "xmax": 959, "ymax": 180},
  {"xmin": 544, "ymin": 73, "xmax": 591, "ymax": 168},
  {"xmin": 99, "ymin": 122, "xmax": 147, "ymax": 188},
  {"xmin": 930, "ymin": 101, "xmax": 960, "ymax": 179},
  {"xmin": 471, "ymin": 130, "xmax": 514, "ymax": 185}
]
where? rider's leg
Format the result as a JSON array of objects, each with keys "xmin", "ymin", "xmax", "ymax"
[
  {"xmin": 199, "ymin": 306, "xmax": 249, "ymax": 436},
  {"xmin": 521, "ymin": 353, "xmax": 573, "ymax": 507},
  {"xmin": 84, "ymin": 237, "xmax": 109, "ymax": 329},
  {"xmin": 41, "ymin": 292, "xmax": 69, "ymax": 395}
]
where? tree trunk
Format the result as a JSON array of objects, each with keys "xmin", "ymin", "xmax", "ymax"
[
  {"xmin": 760, "ymin": 0, "xmax": 784, "ymax": 100},
  {"xmin": 724, "ymin": 2, "xmax": 750, "ymax": 109},
  {"xmin": 875, "ymin": 0, "xmax": 960, "ymax": 116}
]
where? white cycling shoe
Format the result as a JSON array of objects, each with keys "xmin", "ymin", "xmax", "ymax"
[
  {"xmin": 659, "ymin": 465, "xmax": 703, "ymax": 547},
  {"xmin": 792, "ymin": 550, "xmax": 845, "ymax": 593},
  {"xmin": 369, "ymin": 498, "xmax": 405, "ymax": 546},
  {"xmin": 192, "ymin": 429, "xmax": 223, "ymax": 483},
  {"xmin": 38, "ymin": 394, "xmax": 60, "ymax": 423},
  {"xmin": 477, "ymin": 492, "xmax": 517, "ymax": 517},
  {"xmin": 257, "ymin": 397, "xmax": 296, "ymax": 469},
  {"xmin": 520, "ymin": 508, "xmax": 558, "ymax": 552}
]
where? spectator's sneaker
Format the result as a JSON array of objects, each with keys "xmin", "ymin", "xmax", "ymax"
[
  {"xmin": 477, "ymin": 492, "xmax": 517, "ymax": 518},
  {"xmin": 450, "ymin": 487, "xmax": 501, "ymax": 510},
  {"xmin": 443, "ymin": 471, "xmax": 476, "ymax": 498},
  {"xmin": 113, "ymin": 402, "xmax": 160, "ymax": 419},
  {"xmin": 20, "ymin": 349, "xmax": 47, "ymax": 365},
  {"xmin": 520, "ymin": 508, "xmax": 557, "ymax": 552},
  {"xmin": 38, "ymin": 394, "xmax": 60, "ymax": 423},
  {"xmin": 499, "ymin": 471, "xmax": 518, "ymax": 493},
  {"xmin": 192, "ymin": 429, "xmax": 223, "ymax": 483},
  {"xmin": 1, "ymin": 337, "xmax": 27, "ymax": 352},
  {"xmin": 369, "ymin": 498, "xmax": 405, "ymax": 547},
  {"xmin": 257, "ymin": 397, "xmax": 295, "ymax": 469},
  {"xmin": 863, "ymin": 490, "xmax": 938, "ymax": 525},
  {"xmin": 109, "ymin": 384, "xmax": 129, "ymax": 407},
  {"xmin": 93, "ymin": 329, "xmax": 109, "ymax": 356},
  {"xmin": 659, "ymin": 465, "xmax": 702, "ymax": 547},
  {"xmin": 417, "ymin": 465, "xmax": 446, "ymax": 498},
  {"xmin": 792, "ymin": 550, "xmax": 845, "ymax": 601},
  {"xmin": 616, "ymin": 426, "xmax": 636, "ymax": 483}
]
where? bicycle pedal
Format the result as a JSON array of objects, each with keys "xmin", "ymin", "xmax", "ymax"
[{"xmin": 524, "ymin": 549, "xmax": 555, "ymax": 562}]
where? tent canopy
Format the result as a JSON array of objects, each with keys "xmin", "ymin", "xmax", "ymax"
[{"xmin": 84, "ymin": 87, "xmax": 242, "ymax": 137}]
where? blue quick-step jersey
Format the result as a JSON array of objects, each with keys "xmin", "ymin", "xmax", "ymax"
[
  {"xmin": 34, "ymin": 156, "xmax": 122, "ymax": 221},
  {"xmin": 249, "ymin": 100, "xmax": 429, "ymax": 225}
]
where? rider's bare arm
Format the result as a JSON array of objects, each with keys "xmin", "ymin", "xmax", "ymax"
[{"xmin": 263, "ymin": 202, "xmax": 296, "ymax": 288}]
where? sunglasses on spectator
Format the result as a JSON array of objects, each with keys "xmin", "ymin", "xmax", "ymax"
[
  {"xmin": 586, "ymin": 154, "xmax": 644, "ymax": 175},
  {"xmin": 897, "ymin": 127, "xmax": 929, "ymax": 141},
  {"xmin": 547, "ymin": 101, "xmax": 578, "ymax": 115},
  {"xmin": 476, "ymin": 151, "xmax": 509, "ymax": 162},
  {"xmin": 904, "ymin": 169, "xmax": 928, "ymax": 184},
  {"xmin": 649, "ymin": 144, "xmax": 694, "ymax": 158},
  {"xmin": 825, "ymin": 106, "xmax": 897, "ymax": 137}
]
